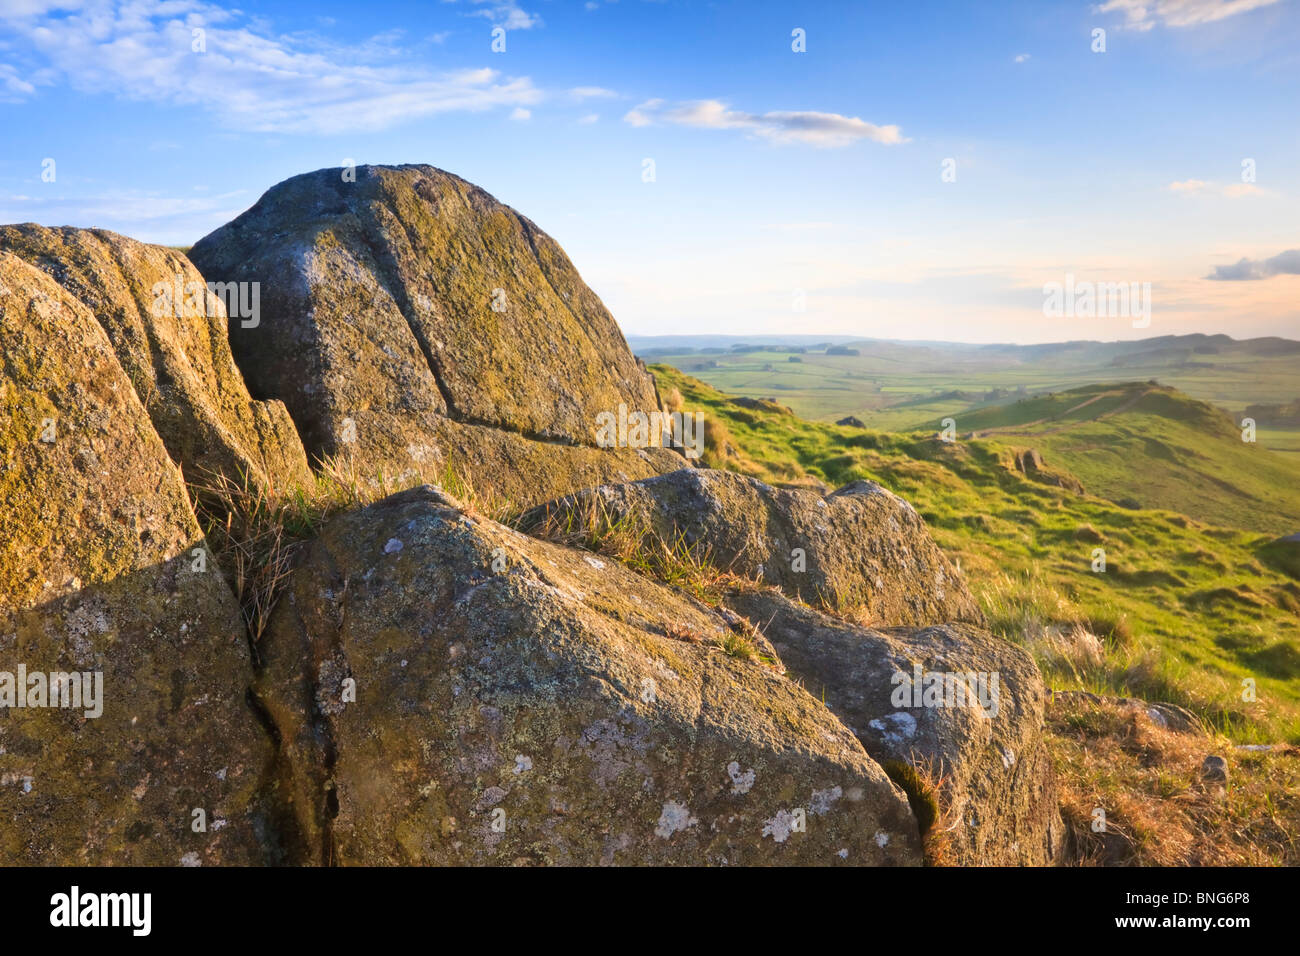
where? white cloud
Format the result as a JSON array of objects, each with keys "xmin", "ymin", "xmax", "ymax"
[
  {"xmin": 461, "ymin": 1, "xmax": 542, "ymax": 30},
  {"xmin": 624, "ymin": 99, "xmax": 907, "ymax": 148},
  {"xmin": 1095, "ymin": 0, "xmax": 1282, "ymax": 31},
  {"xmin": 510, "ymin": 107, "xmax": 530, "ymax": 120},
  {"xmin": 0, "ymin": 187, "xmax": 250, "ymax": 244},
  {"xmin": 569, "ymin": 86, "xmax": 617, "ymax": 100},
  {"xmin": 577, "ymin": 112, "xmax": 599, "ymax": 124},
  {"xmin": 0, "ymin": 62, "xmax": 36, "ymax": 100},
  {"xmin": 0, "ymin": 0, "xmax": 542, "ymax": 133},
  {"xmin": 623, "ymin": 98, "xmax": 662, "ymax": 127},
  {"xmin": 1014, "ymin": 53, "xmax": 1031, "ymax": 63}
]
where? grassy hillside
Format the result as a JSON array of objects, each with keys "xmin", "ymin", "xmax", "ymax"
[
  {"xmin": 922, "ymin": 382, "xmax": 1300, "ymax": 537},
  {"xmin": 652, "ymin": 364, "xmax": 1300, "ymax": 749}
]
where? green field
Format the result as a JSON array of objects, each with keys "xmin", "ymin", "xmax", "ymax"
[{"xmin": 633, "ymin": 333, "xmax": 1300, "ymax": 461}]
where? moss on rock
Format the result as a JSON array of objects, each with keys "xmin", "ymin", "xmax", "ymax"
[
  {"xmin": 188, "ymin": 165, "xmax": 679, "ymax": 504},
  {"xmin": 0, "ymin": 224, "xmax": 311, "ymax": 497},
  {"xmin": 0, "ymin": 254, "xmax": 274, "ymax": 864}
]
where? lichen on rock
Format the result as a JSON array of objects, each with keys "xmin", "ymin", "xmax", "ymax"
[
  {"xmin": 0, "ymin": 224, "xmax": 311, "ymax": 497},
  {"xmin": 522, "ymin": 468, "xmax": 984, "ymax": 627},
  {"xmin": 254, "ymin": 485, "xmax": 923, "ymax": 865},
  {"xmin": 188, "ymin": 165, "xmax": 680, "ymax": 505},
  {"xmin": 0, "ymin": 254, "xmax": 275, "ymax": 865}
]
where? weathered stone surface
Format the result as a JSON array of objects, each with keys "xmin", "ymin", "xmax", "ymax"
[
  {"xmin": 188, "ymin": 165, "xmax": 674, "ymax": 501},
  {"xmin": 723, "ymin": 587, "xmax": 1063, "ymax": 866},
  {"xmin": 0, "ymin": 224, "xmax": 310, "ymax": 495},
  {"xmin": 256, "ymin": 485, "xmax": 922, "ymax": 865},
  {"xmin": 339, "ymin": 413, "xmax": 684, "ymax": 511},
  {"xmin": 0, "ymin": 254, "xmax": 274, "ymax": 864},
  {"xmin": 1201, "ymin": 755, "xmax": 1229, "ymax": 784},
  {"xmin": 523, "ymin": 468, "xmax": 983, "ymax": 627}
]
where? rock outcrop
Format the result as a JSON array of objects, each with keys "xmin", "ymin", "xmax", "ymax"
[
  {"xmin": 1011, "ymin": 447, "xmax": 1083, "ymax": 494},
  {"xmin": 188, "ymin": 165, "xmax": 680, "ymax": 506},
  {"xmin": 0, "ymin": 225, "xmax": 310, "ymax": 496},
  {"xmin": 723, "ymin": 588, "xmax": 1063, "ymax": 865},
  {"xmin": 0, "ymin": 254, "xmax": 274, "ymax": 864},
  {"xmin": 522, "ymin": 468, "xmax": 983, "ymax": 627},
  {"xmin": 0, "ymin": 163, "xmax": 1063, "ymax": 868},
  {"xmin": 255, "ymin": 486, "xmax": 922, "ymax": 865}
]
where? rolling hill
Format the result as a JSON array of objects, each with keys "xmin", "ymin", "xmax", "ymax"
[{"xmin": 922, "ymin": 382, "xmax": 1300, "ymax": 537}]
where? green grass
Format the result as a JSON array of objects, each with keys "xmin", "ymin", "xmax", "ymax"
[
  {"xmin": 915, "ymin": 382, "xmax": 1300, "ymax": 537},
  {"xmin": 653, "ymin": 364, "xmax": 1300, "ymax": 745}
]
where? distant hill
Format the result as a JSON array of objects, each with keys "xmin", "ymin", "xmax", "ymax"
[{"xmin": 637, "ymin": 333, "xmax": 1300, "ymax": 462}]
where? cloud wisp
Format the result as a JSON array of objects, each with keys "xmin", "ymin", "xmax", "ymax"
[
  {"xmin": 1095, "ymin": 0, "xmax": 1283, "ymax": 31},
  {"xmin": 623, "ymin": 98, "xmax": 907, "ymax": 148},
  {"xmin": 1168, "ymin": 179, "xmax": 1267, "ymax": 197},
  {"xmin": 0, "ymin": 0, "xmax": 541, "ymax": 133}
]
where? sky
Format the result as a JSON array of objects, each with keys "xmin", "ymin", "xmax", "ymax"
[{"xmin": 1, "ymin": 0, "xmax": 1298, "ymax": 344}]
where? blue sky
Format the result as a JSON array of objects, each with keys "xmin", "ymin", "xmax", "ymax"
[{"xmin": 1, "ymin": 0, "xmax": 1298, "ymax": 343}]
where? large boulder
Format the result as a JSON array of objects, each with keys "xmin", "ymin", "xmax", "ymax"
[
  {"xmin": 723, "ymin": 588, "xmax": 1063, "ymax": 865},
  {"xmin": 0, "ymin": 254, "xmax": 274, "ymax": 864},
  {"xmin": 188, "ymin": 165, "xmax": 680, "ymax": 505},
  {"xmin": 522, "ymin": 468, "xmax": 983, "ymax": 627},
  {"xmin": 255, "ymin": 485, "xmax": 923, "ymax": 865},
  {"xmin": 0, "ymin": 224, "xmax": 310, "ymax": 496}
]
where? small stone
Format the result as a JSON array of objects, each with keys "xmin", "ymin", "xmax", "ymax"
[{"xmin": 1201, "ymin": 755, "xmax": 1229, "ymax": 784}]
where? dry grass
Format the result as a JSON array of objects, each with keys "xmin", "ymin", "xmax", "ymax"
[
  {"xmin": 1049, "ymin": 695, "xmax": 1300, "ymax": 865},
  {"xmin": 881, "ymin": 756, "xmax": 958, "ymax": 866},
  {"xmin": 192, "ymin": 468, "xmax": 308, "ymax": 653},
  {"xmin": 520, "ymin": 492, "xmax": 761, "ymax": 607},
  {"xmin": 522, "ymin": 494, "xmax": 785, "ymax": 668},
  {"xmin": 191, "ymin": 451, "xmax": 503, "ymax": 655}
]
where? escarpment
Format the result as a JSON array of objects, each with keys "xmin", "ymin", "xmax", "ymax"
[{"xmin": 0, "ymin": 164, "xmax": 1061, "ymax": 866}]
